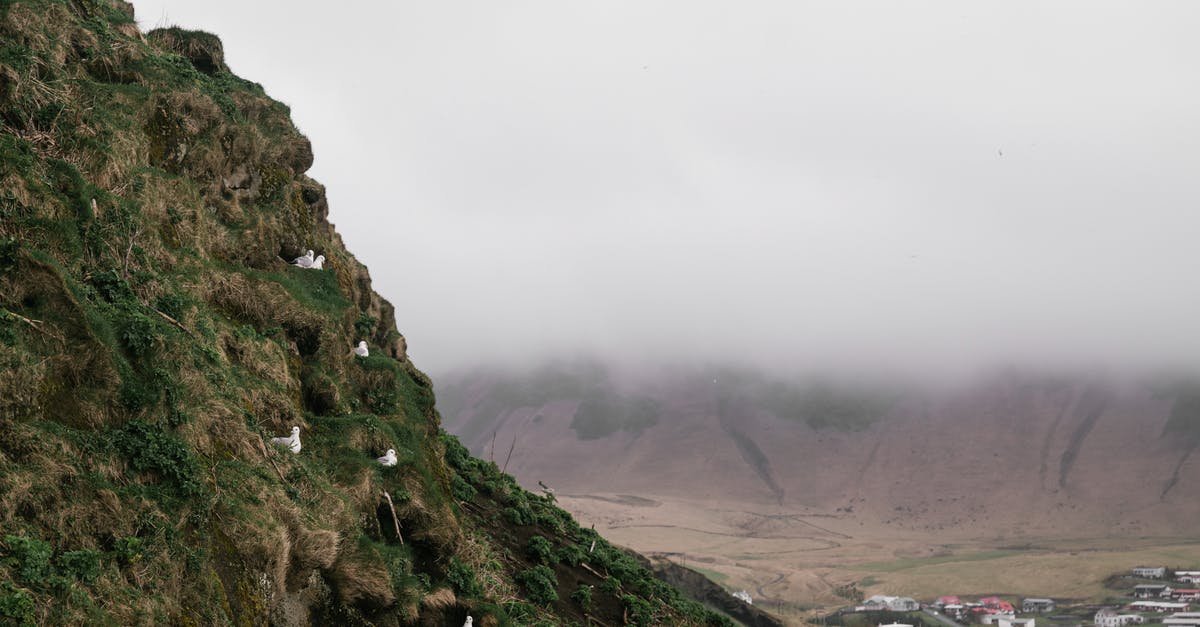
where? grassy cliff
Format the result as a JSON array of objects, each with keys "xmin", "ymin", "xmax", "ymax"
[{"xmin": 0, "ymin": 1, "xmax": 733, "ymax": 624}]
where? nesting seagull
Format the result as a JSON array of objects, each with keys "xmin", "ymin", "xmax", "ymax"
[
  {"xmin": 463, "ymin": 617, "xmax": 472, "ymax": 627},
  {"xmin": 292, "ymin": 250, "xmax": 314, "ymax": 268},
  {"xmin": 355, "ymin": 341, "xmax": 369, "ymax": 357},
  {"xmin": 308, "ymin": 255, "xmax": 325, "ymax": 270},
  {"xmin": 270, "ymin": 426, "xmax": 301, "ymax": 453},
  {"xmin": 377, "ymin": 449, "xmax": 397, "ymax": 467}
]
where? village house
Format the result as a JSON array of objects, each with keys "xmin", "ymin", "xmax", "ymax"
[
  {"xmin": 982, "ymin": 614, "xmax": 1033, "ymax": 627},
  {"xmin": 1128, "ymin": 601, "xmax": 1190, "ymax": 613},
  {"xmin": 1174, "ymin": 590, "xmax": 1200, "ymax": 602},
  {"xmin": 979, "ymin": 597, "xmax": 1017, "ymax": 614},
  {"xmin": 860, "ymin": 595, "xmax": 921, "ymax": 612},
  {"xmin": 942, "ymin": 605, "xmax": 968, "ymax": 621},
  {"xmin": 1164, "ymin": 613, "xmax": 1200, "ymax": 627},
  {"xmin": 1134, "ymin": 584, "xmax": 1173, "ymax": 599},
  {"xmin": 1095, "ymin": 609, "xmax": 1145, "ymax": 627},
  {"xmin": 1133, "ymin": 567, "xmax": 1168, "ymax": 579},
  {"xmin": 1178, "ymin": 572, "xmax": 1200, "ymax": 584},
  {"xmin": 1023, "ymin": 598, "xmax": 1056, "ymax": 613},
  {"xmin": 879, "ymin": 623, "xmax": 915, "ymax": 627}
]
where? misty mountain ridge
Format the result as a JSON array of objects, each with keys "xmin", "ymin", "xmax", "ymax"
[{"xmin": 439, "ymin": 359, "xmax": 1200, "ymax": 536}]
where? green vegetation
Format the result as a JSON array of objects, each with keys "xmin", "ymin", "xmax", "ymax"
[
  {"xmin": 571, "ymin": 584, "xmax": 593, "ymax": 612},
  {"xmin": 0, "ymin": 582, "xmax": 35, "ymax": 627},
  {"xmin": 526, "ymin": 536, "xmax": 556, "ymax": 565},
  {"xmin": 851, "ymin": 549, "xmax": 1020, "ymax": 572},
  {"xmin": 441, "ymin": 433, "xmax": 736, "ymax": 625},
  {"xmin": 516, "ymin": 565, "xmax": 559, "ymax": 605}
]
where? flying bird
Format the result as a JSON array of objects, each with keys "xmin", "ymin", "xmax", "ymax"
[
  {"xmin": 270, "ymin": 426, "xmax": 301, "ymax": 453},
  {"xmin": 355, "ymin": 341, "xmax": 369, "ymax": 357},
  {"xmin": 377, "ymin": 449, "xmax": 398, "ymax": 467},
  {"xmin": 308, "ymin": 255, "xmax": 325, "ymax": 270},
  {"xmin": 292, "ymin": 250, "xmax": 314, "ymax": 268}
]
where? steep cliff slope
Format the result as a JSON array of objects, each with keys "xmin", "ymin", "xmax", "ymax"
[
  {"xmin": 440, "ymin": 362, "xmax": 1200, "ymax": 537},
  {"xmin": 0, "ymin": 2, "xmax": 735, "ymax": 624}
]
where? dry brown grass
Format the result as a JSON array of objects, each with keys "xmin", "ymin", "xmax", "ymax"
[
  {"xmin": 146, "ymin": 28, "xmax": 227, "ymax": 75},
  {"xmin": 291, "ymin": 528, "xmax": 339, "ymax": 571},
  {"xmin": 179, "ymin": 400, "xmax": 261, "ymax": 462},
  {"xmin": 206, "ymin": 274, "xmax": 276, "ymax": 327},
  {"xmin": 329, "ymin": 548, "xmax": 395, "ymax": 608},
  {"xmin": 420, "ymin": 587, "xmax": 457, "ymax": 610}
]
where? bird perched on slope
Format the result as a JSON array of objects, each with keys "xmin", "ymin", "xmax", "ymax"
[
  {"xmin": 270, "ymin": 426, "xmax": 301, "ymax": 453},
  {"xmin": 355, "ymin": 341, "xmax": 369, "ymax": 357},
  {"xmin": 292, "ymin": 250, "xmax": 314, "ymax": 268},
  {"xmin": 377, "ymin": 449, "xmax": 397, "ymax": 467},
  {"xmin": 308, "ymin": 254, "xmax": 325, "ymax": 270},
  {"xmin": 463, "ymin": 616, "xmax": 472, "ymax": 627}
]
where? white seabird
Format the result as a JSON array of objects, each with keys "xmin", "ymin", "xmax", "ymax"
[
  {"xmin": 355, "ymin": 341, "xmax": 369, "ymax": 357},
  {"xmin": 463, "ymin": 617, "xmax": 472, "ymax": 627},
  {"xmin": 308, "ymin": 255, "xmax": 325, "ymax": 270},
  {"xmin": 377, "ymin": 449, "xmax": 397, "ymax": 467},
  {"xmin": 292, "ymin": 250, "xmax": 314, "ymax": 268},
  {"xmin": 270, "ymin": 426, "xmax": 301, "ymax": 453}
]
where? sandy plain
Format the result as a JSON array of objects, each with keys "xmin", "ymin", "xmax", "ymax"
[{"xmin": 557, "ymin": 492, "xmax": 1200, "ymax": 626}]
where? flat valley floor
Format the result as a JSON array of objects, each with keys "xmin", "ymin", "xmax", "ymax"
[{"xmin": 556, "ymin": 493, "xmax": 1200, "ymax": 626}]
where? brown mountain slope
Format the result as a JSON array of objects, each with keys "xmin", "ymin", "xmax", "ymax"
[{"xmin": 439, "ymin": 365, "xmax": 1200, "ymax": 538}]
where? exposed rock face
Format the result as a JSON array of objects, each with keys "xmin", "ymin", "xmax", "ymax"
[{"xmin": 441, "ymin": 365, "xmax": 1200, "ymax": 537}]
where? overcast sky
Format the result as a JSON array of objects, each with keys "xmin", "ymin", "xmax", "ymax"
[{"xmin": 132, "ymin": 1, "xmax": 1200, "ymax": 377}]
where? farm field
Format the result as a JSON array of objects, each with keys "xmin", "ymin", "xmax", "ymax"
[{"xmin": 557, "ymin": 492, "xmax": 1200, "ymax": 626}]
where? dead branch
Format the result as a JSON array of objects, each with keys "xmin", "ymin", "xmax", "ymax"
[
  {"xmin": 501, "ymin": 432, "xmax": 517, "ymax": 474},
  {"xmin": 2, "ymin": 309, "xmax": 60, "ymax": 340},
  {"xmin": 256, "ymin": 435, "xmax": 290, "ymax": 485},
  {"xmin": 122, "ymin": 223, "xmax": 143, "ymax": 279},
  {"xmin": 580, "ymin": 562, "xmax": 605, "ymax": 579},
  {"xmin": 382, "ymin": 490, "xmax": 405, "ymax": 545},
  {"xmin": 150, "ymin": 306, "xmax": 194, "ymax": 338}
]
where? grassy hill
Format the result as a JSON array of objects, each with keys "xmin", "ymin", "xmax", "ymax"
[{"xmin": 0, "ymin": 1, "xmax": 738, "ymax": 624}]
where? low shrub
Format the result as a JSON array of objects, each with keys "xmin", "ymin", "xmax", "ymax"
[
  {"xmin": 58, "ymin": 549, "xmax": 101, "ymax": 584},
  {"xmin": 515, "ymin": 565, "xmax": 557, "ymax": 605},
  {"xmin": 621, "ymin": 594, "xmax": 655, "ymax": 627},
  {"xmin": 3, "ymin": 536, "xmax": 52, "ymax": 587},
  {"xmin": 526, "ymin": 536, "xmax": 555, "ymax": 565},
  {"xmin": 570, "ymin": 584, "xmax": 593, "ymax": 612},
  {"xmin": 0, "ymin": 582, "xmax": 35, "ymax": 626},
  {"xmin": 445, "ymin": 558, "xmax": 481, "ymax": 597},
  {"xmin": 110, "ymin": 420, "xmax": 202, "ymax": 496}
]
